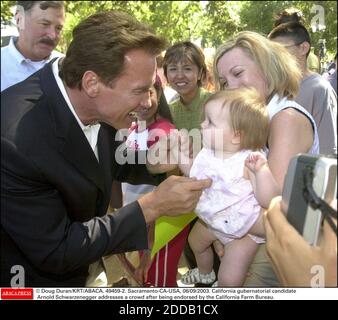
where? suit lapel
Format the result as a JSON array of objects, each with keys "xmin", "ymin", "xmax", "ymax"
[
  {"xmin": 40, "ymin": 61, "xmax": 105, "ymax": 193},
  {"xmin": 61, "ymin": 122, "xmax": 105, "ymax": 193},
  {"xmin": 97, "ymin": 124, "xmax": 114, "ymax": 194}
]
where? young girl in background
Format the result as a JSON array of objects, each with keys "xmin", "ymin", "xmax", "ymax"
[{"xmin": 121, "ymin": 76, "xmax": 189, "ymax": 287}]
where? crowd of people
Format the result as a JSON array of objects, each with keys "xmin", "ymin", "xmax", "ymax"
[{"xmin": 1, "ymin": 1, "xmax": 337, "ymax": 289}]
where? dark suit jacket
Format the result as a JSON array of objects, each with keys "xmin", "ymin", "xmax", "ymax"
[{"xmin": 1, "ymin": 61, "xmax": 148, "ymax": 287}]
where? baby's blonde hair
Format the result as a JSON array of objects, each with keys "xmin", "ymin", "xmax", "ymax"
[{"xmin": 204, "ymin": 88, "xmax": 269, "ymax": 150}]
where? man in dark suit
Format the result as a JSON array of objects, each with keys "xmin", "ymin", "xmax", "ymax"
[{"xmin": 1, "ymin": 11, "xmax": 211, "ymax": 287}]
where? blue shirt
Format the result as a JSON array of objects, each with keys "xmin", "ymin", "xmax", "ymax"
[{"xmin": 1, "ymin": 37, "xmax": 63, "ymax": 92}]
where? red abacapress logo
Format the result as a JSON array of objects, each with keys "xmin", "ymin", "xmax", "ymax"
[{"xmin": 1, "ymin": 288, "xmax": 33, "ymax": 300}]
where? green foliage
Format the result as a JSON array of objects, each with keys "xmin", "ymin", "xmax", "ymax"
[
  {"xmin": 1, "ymin": 0, "xmax": 16, "ymax": 23},
  {"xmin": 202, "ymin": 1, "xmax": 242, "ymax": 47},
  {"xmin": 1, "ymin": 0, "xmax": 336, "ymax": 56},
  {"xmin": 240, "ymin": 1, "xmax": 337, "ymax": 57}
]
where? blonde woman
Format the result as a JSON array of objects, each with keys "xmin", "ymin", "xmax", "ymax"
[{"xmin": 213, "ymin": 31, "xmax": 319, "ymax": 287}]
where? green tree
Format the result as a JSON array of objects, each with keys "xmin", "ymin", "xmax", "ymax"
[
  {"xmin": 240, "ymin": 1, "xmax": 337, "ymax": 55},
  {"xmin": 1, "ymin": 0, "xmax": 16, "ymax": 23},
  {"xmin": 202, "ymin": 1, "xmax": 243, "ymax": 47},
  {"xmin": 1, "ymin": 1, "xmax": 336, "ymax": 56}
]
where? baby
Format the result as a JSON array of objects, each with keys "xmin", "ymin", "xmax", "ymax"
[{"xmin": 179, "ymin": 88, "xmax": 279, "ymax": 286}]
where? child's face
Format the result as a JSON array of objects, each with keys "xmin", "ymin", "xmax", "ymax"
[
  {"xmin": 166, "ymin": 59, "xmax": 201, "ymax": 98},
  {"xmin": 201, "ymin": 100, "xmax": 237, "ymax": 152},
  {"xmin": 135, "ymin": 86, "xmax": 159, "ymax": 122}
]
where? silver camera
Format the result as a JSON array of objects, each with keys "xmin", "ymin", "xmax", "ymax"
[{"xmin": 282, "ymin": 154, "xmax": 337, "ymax": 245}]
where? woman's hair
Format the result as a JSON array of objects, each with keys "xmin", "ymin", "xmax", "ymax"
[
  {"xmin": 204, "ymin": 53, "xmax": 215, "ymax": 91},
  {"xmin": 213, "ymin": 31, "xmax": 302, "ymax": 100},
  {"xmin": 273, "ymin": 8, "xmax": 305, "ymax": 27},
  {"xmin": 269, "ymin": 22, "xmax": 312, "ymax": 57},
  {"xmin": 204, "ymin": 88, "xmax": 269, "ymax": 150},
  {"xmin": 153, "ymin": 75, "xmax": 173, "ymax": 122},
  {"xmin": 162, "ymin": 41, "xmax": 207, "ymax": 87},
  {"xmin": 60, "ymin": 11, "xmax": 166, "ymax": 89}
]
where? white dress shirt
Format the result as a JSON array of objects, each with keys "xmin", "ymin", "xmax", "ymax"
[
  {"xmin": 52, "ymin": 58, "xmax": 101, "ymax": 161},
  {"xmin": 1, "ymin": 37, "xmax": 64, "ymax": 92}
]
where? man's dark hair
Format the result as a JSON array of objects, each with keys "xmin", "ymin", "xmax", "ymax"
[
  {"xmin": 269, "ymin": 22, "xmax": 312, "ymax": 57},
  {"xmin": 17, "ymin": 1, "xmax": 64, "ymax": 11},
  {"xmin": 60, "ymin": 11, "xmax": 166, "ymax": 89}
]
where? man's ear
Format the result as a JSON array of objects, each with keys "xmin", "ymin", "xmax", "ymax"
[
  {"xmin": 15, "ymin": 9, "xmax": 25, "ymax": 30},
  {"xmin": 231, "ymin": 131, "xmax": 241, "ymax": 145},
  {"xmin": 82, "ymin": 71, "xmax": 99, "ymax": 97}
]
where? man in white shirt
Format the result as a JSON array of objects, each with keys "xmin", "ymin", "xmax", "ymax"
[{"xmin": 1, "ymin": 1, "xmax": 65, "ymax": 92}]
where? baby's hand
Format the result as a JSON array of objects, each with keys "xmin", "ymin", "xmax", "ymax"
[{"xmin": 245, "ymin": 151, "xmax": 267, "ymax": 173}]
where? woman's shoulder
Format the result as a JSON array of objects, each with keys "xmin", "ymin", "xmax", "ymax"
[
  {"xmin": 270, "ymin": 107, "xmax": 312, "ymax": 128},
  {"xmin": 200, "ymin": 88, "xmax": 213, "ymax": 100},
  {"xmin": 269, "ymin": 108, "xmax": 314, "ymax": 154},
  {"xmin": 169, "ymin": 96, "xmax": 180, "ymax": 107},
  {"xmin": 268, "ymin": 95, "xmax": 315, "ymax": 126}
]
